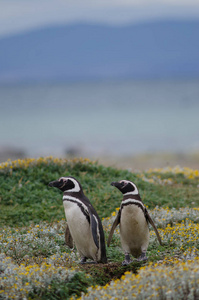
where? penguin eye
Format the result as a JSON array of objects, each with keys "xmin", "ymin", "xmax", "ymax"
[
  {"xmin": 121, "ymin": 181, "xmax": 125, "ymax": 187},
  {"xmin": 59, "ymin": 178, "xmax": 67, "ymax": 185}
]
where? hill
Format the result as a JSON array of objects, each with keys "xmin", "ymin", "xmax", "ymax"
[
  {"xmin": 0, "ymin": 157, "xmax": 199, "ymax": 299},
  {"xmin": 0, "ymin": 20, "xmax": 199, "ymax": 83},
  {"xmin": 1, "ymin": 157, "xmax": 199, "ymax": 226}
]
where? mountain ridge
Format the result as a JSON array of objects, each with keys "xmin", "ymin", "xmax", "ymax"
[{"xmin": 0, "ymin": 19, "xmax": 199, "ymax": 83}]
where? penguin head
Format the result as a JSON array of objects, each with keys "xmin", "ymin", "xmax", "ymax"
[
  {"xmin": 48, "ymin": 176, "xmax": 81, "ymax": 193},
  {"xmin": 111, "ymin": 180, "xmax": 139, "ymax": 195}
]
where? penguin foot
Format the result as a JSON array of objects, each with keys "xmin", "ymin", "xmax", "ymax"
[
  {"xmin": 122, "ymin": 253, "xmax": 132, "ymax": 266},
  {"xmin": 122, "ymin": 259, "xmax": 133, "ymax": 266},
  {"xmin": 82, "ymin": 261, "xmax": 97, "ymax": 264},
  {"xmin": 137, "ymin": 252, "xmax": 148, "ymax": 262},
  {"xmin": 79, "ymin": 257, "xmax": 98, "ymax": 264},
  {"xmin": 80, "ymin": 257, "xmax": 87, "ymax": 264}
]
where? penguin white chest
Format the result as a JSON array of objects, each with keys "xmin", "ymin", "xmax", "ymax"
[
  {"xmin": 63, "ymin": 200, "xmax": 98, "ymax": 260},
  {"xmin": 120, "ymin": 204, "xmax": 149, "ymax": 257}
]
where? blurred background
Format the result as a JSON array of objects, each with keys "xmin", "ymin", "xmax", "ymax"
[{"xmin": 0, "ymin": 0, "xmax": 199, "ymax": 170}]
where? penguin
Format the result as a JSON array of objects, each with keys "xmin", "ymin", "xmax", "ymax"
[
  {"xmin": 48, "ymin": 176, "xmax": 107, "ymax": 264},
  {"xmin": 108, "ymin": 180, "xmax": 162, "ymax": 265}
]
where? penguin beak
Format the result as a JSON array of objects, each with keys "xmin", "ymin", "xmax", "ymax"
[
  {"xmin": 48, "ymin": 180, "xmax": 60, "ymax": 188},
  {"xmin": 111, "ymin": 181, "xmax": 124, "ymax": 190}
]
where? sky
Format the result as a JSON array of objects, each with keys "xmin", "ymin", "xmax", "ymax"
[{"xmin": 0, "ymin": 0, "xmax": 199, "ymax": 38}]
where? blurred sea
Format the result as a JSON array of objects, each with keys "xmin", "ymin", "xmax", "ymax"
[{"xmin": 0, "ymin": 79, "xmax": 199, "ymax": 159}]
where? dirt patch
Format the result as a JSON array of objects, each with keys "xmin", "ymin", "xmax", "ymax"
[{"xmin": 78, "ymin": 261, "xmax": 142, "ymax": 285}]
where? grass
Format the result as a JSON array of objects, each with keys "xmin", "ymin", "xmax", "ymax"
[
  {"xmin": 0, "ymin": 157, "xmax": 199, "ymax": 299},
  {"xmin": 1, "ymin": 157, "xmax": 199, "ymax": 227}
]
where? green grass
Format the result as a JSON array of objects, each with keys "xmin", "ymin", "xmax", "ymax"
[
  {"xmin": 0, "ymin": 157, "xmax": 198, "ymax": 227},
  {"xmin": 27, "ymin": 271, "xmax": 93, "ymax": 300}
]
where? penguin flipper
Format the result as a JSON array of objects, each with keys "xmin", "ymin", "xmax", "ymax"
[
  {"xmin": 145, "ymin": 209, "xmax": 162, "ymax": 245},
  {"xmin": 89, "ymin": 210, "xmax": 99, "ymax": 249},
  {"xmin": 65, "ymin": 223, "xmax": 74, "ymax": 249},
  {"xmin": 107, "ymin": 210, "xmax": 121, "ymax": 247}
]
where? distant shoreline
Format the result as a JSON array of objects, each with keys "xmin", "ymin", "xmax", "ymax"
[{"xmin": 1, "ymin": 148, "xmax": 199, "ymax": 171}]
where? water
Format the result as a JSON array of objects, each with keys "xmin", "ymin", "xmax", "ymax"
[{"xmin": 0, "ymin": 79, "xmax": 199, "ymax": 158}]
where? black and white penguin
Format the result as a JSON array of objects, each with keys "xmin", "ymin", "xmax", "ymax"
[
  {"xmin": 48, "ymin": 176, "xmax": 107, "ymax": 264},
  {"xmin": 108, "ymin": 180, "xmax": 162, "ymax": 265}
]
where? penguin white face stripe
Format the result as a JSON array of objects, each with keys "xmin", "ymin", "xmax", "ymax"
[
  {"xmin": 60, "ymin": 177, "xmax": 81, "ymax": 192},
  {"xmin": 120, "ymin": 180, "xmax": 139, "ymax": 195}
]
